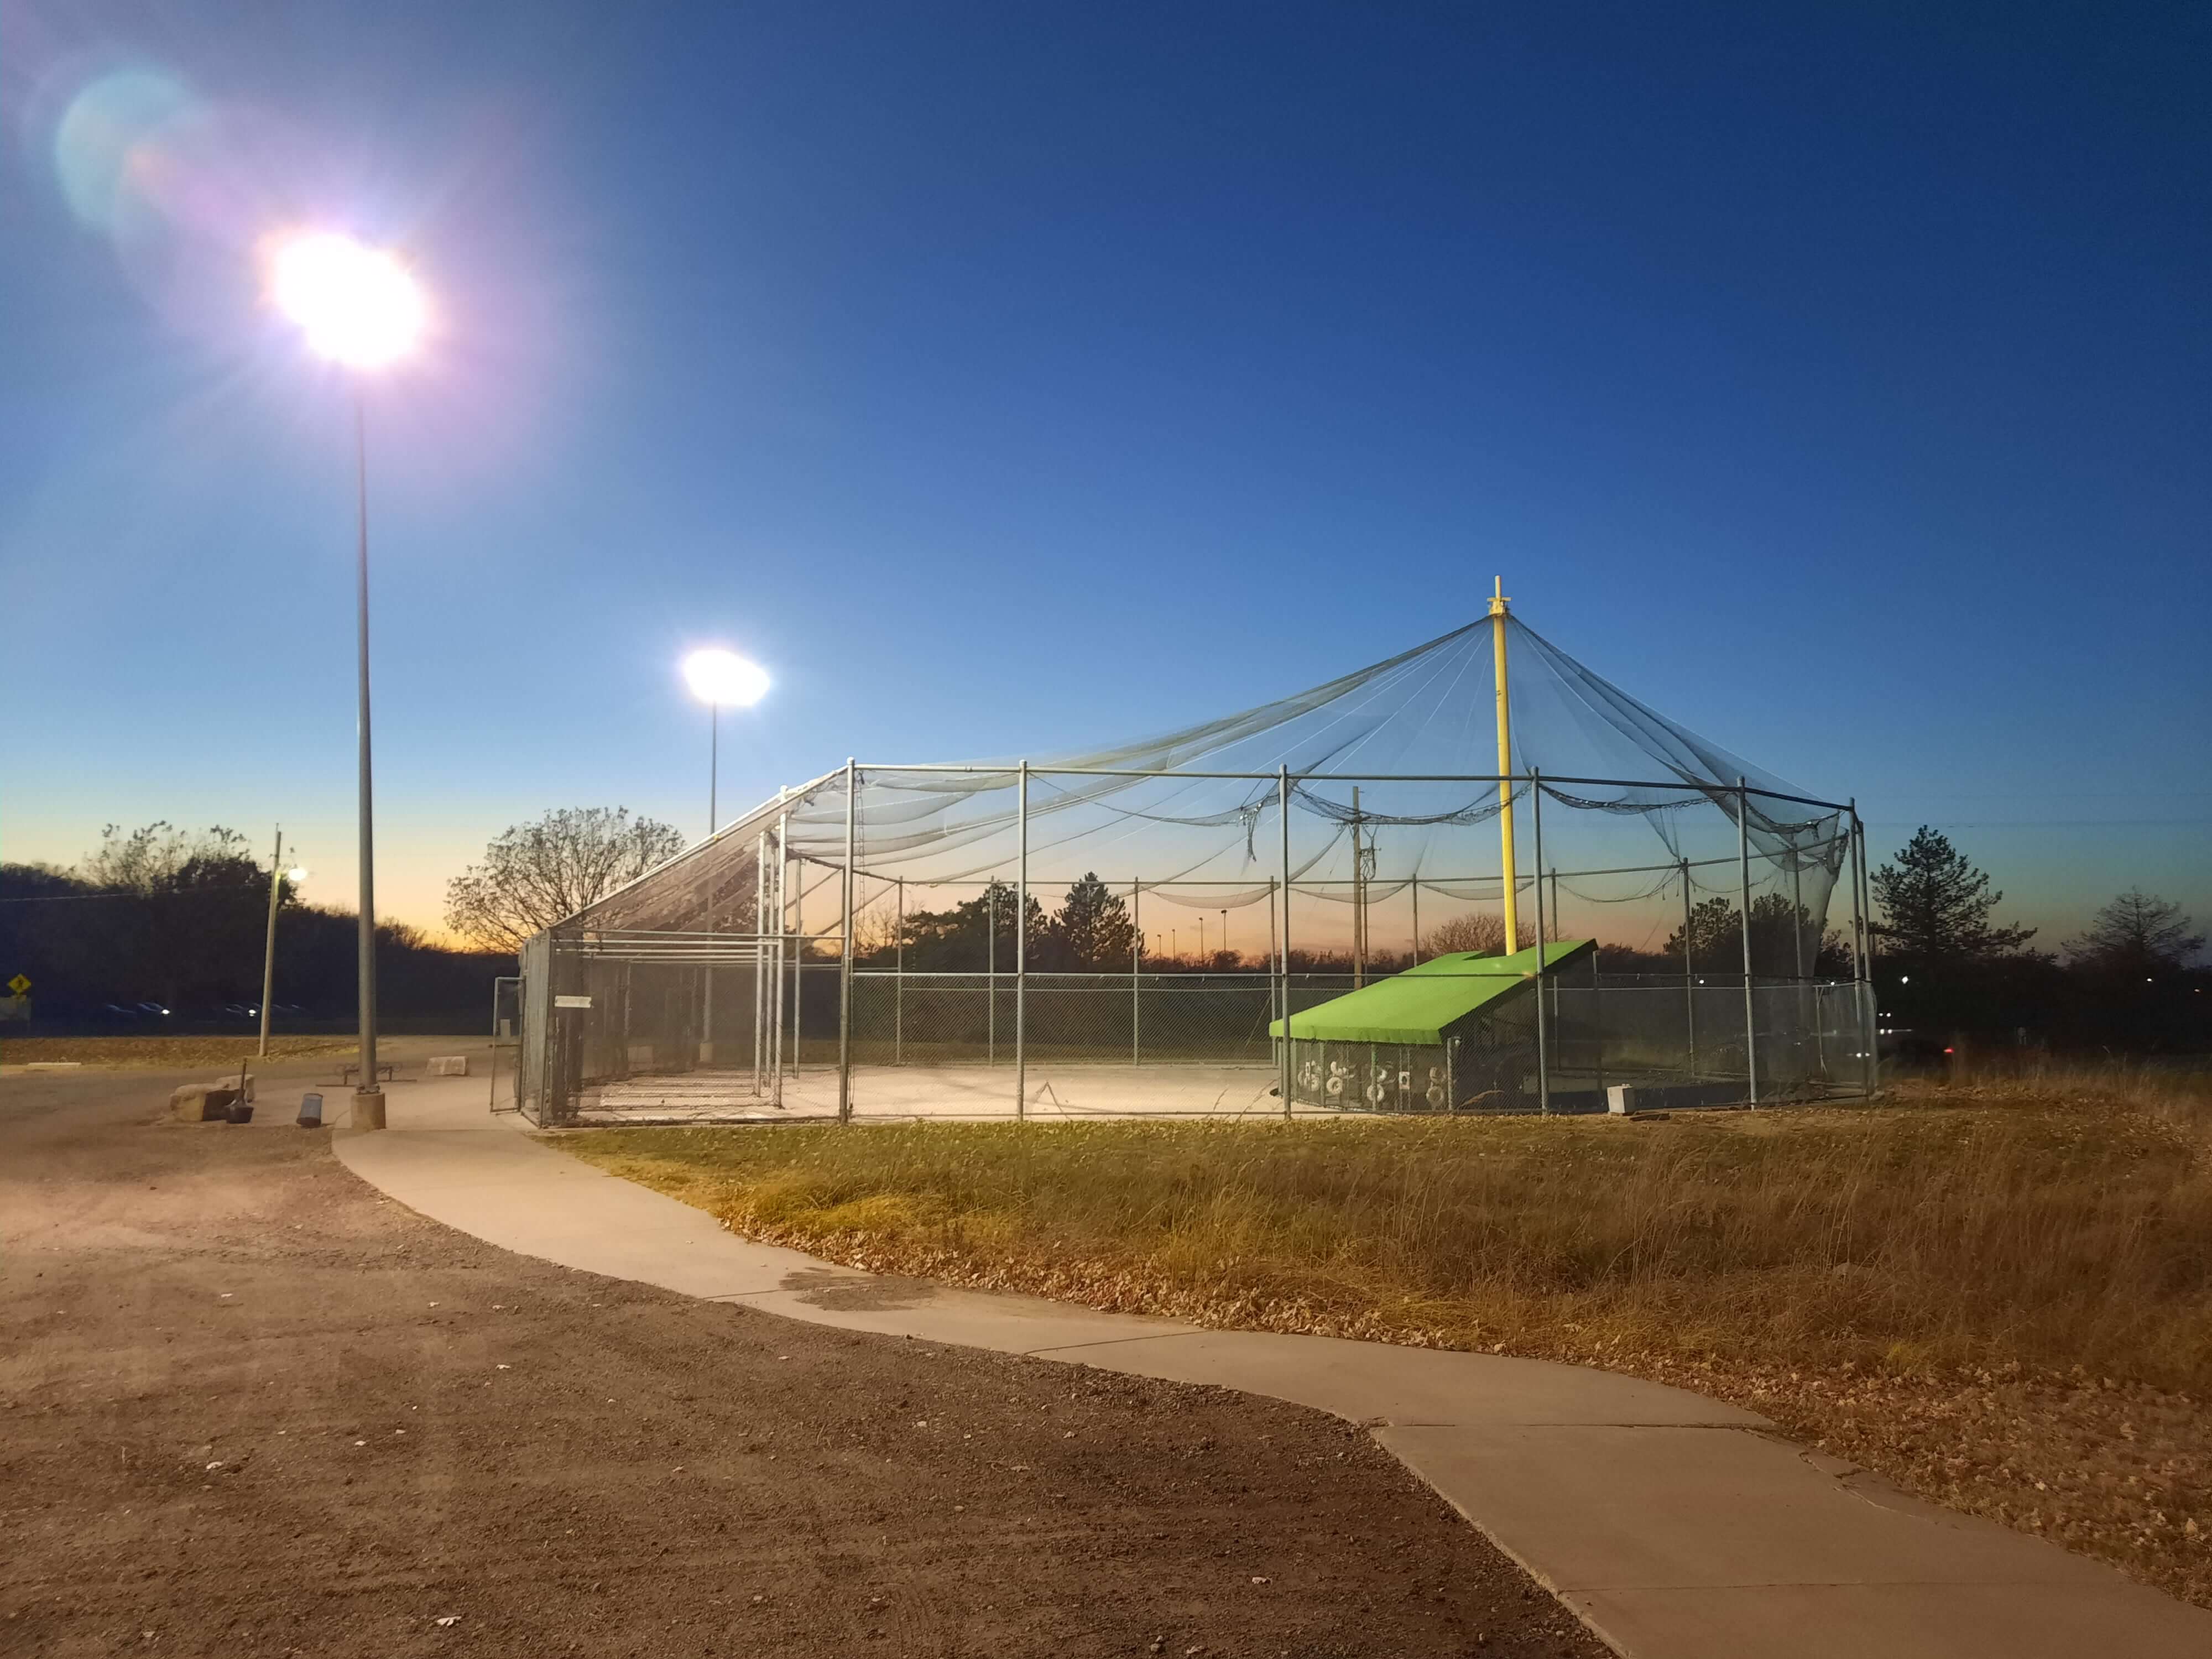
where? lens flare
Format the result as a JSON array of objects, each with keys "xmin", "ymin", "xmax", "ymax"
[
  {"xmin": 270, "ymin": 233, "xmax": 426, "ymax": 369},
  {"xmin": 52, "ymin": 68, "xmax": 196, "ymax": 232},
  {"xmin": 682, "ymin": 649, "xmax": 771, "ymax": 707}
]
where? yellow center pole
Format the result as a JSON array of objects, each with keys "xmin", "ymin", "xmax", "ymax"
[{"xmin": 1490, "ymin": 578, "xmax": 1519, "ymax": 954}]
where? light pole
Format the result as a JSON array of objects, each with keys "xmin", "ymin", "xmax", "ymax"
[
  {"xmin": 272, "ymin": 232, "xmax": 425, "ymax": 1131},
  {"xmin": 681, "ymin": 649, "xmax": 771, "ymax": 838},
  {"xmin": 680, "ymin": 650, "xmax": 771, "ymax": 1065}
]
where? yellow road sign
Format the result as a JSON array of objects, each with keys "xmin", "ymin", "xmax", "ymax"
[{"xmin": 6, "ymin": 974, "xmax": 29, "ymax": 995}]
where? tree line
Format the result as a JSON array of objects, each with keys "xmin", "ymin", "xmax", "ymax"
[
  {"xmin": 10, "ymin": 808, "xmax": 2201, "ymax": 1053},
  {"xmin": 2, "ymin": 825, "xmax": 513, "ymax": 1026},
  {"xmin": 1855, "ymin": 826, "xmax": 2205, "ymax": 1053}
]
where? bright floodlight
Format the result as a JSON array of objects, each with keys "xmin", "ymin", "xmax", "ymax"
[
  {"xmin": 272, "ymin": 233, "xmax": 425, "ymax": 369},
  {"xmin": 682, "ymin": 649, "xmax": 770, "ymax": 708}
]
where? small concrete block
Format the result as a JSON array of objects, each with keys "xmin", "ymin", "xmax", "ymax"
[
  {"xmin": 427, "ymin": 1055, "xmax": 469, "ymax": 1077},
  {"xmin": 1607, "ymin": 1084, "xmax": 1638, "ymax": 1115},
  {"xmin": 211, "ymin": 1072, "xmax": 255, "ymax": 1103}
]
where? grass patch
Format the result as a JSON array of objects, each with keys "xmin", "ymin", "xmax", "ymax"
[
  {"xmin": 0, "ymin": 1035, "xmax": 358, "ymax": 1068},
  {"xmin": 565, "ymin": 1066, "xmax": 2212, "ymax": 1608}
]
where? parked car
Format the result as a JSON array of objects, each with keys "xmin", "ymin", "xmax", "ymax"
[{"xmin": 1876, "ymin": 1020, "xmax": 1949, "ymax": 1066}]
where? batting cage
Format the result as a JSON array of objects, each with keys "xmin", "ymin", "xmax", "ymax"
[{"xmin": 517, "ymin": 602, "xmax": 1876, "ymax": 1126}]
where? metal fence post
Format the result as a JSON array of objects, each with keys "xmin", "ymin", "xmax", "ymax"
[
  {"xmin": 1854, "ymin": 805, "xmax": 1878, "ymax": 1096},
  {"xmin": 1591, "ymin": 941, "xmax": 1605, "ymax": 1104},
  {"xmin": 1016, "ymin": 761, "xmax": 1029, "ymax": 1122},
  {"xmin": 774, "ymin": 792, "xmax": 789, "ymax": 1089},
  {"xmin": 1531, "ymin": 769, "xmax": 1549, "ymax": 1115},
  {"xmin": 1793, "ymin": 843, "xmax": 1818, "ymax": 1081},
  {"xmin": 790, "ymin": 806, "xmax": 804, "ymax": 1077},
  {"xmin": 1279, "ymin": 765, "xmax": 1292, "ymax": 1120},
  {"xmin": 1131, "ymin": 879, "xmax": 1141, "ymax": 1065},
  {"xmin": 839, "ymin": 759, "xmax": 855, "ymax": 1124},
  {"xmin": 1738, "ymin": 778, "xmax": 1759, "ymax": 1107},
  {"xmin": 755, "ymin": 831, "xmax": 768, "ymax": 1095},
  {"xmin": 1681, "ymin": 858, "xmax": 1697, "ymax": 1082}
]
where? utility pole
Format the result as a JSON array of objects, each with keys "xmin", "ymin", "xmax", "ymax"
[
  {"xmin": 1350, "ymin": 787, "xmax": 1361, "ymax": 987},
  {"xmin": 257, "ymin": 827, "xmax": 284, "ymax": 1058}
]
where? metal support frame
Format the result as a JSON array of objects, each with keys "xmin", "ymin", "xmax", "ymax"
[
  {"xmin": 1738, "ymin": 777, "xmax": 1759, "ymax": 1107},
  {"xmin": 895, "ymin": 876, "xmax": 905, "ymax": 1066},
  {"xmin": 1016, "ymin": 760, "xmax": 1029, "ymax": 1122},
  {"xmin": 512, "ymin": 760, "xmax": 1877, "ymax": 1128},
  {"xmin": 838, "ymin": 758, "xmax": 855, "ymax": 1123},
  {"xmin": 1279, "ymin": 765, "xmax": 1293, "ymax": 1120},
  {"xmin": 1531, "ymin": 769, "xmax": 1549, "ymax": 1114},
  {"xmin": 1490, "ymin": 581, "xmax": 1519, "ymax": 953}
]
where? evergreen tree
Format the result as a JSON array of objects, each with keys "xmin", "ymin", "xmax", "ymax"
[
  {"xmin": 2067, "ymin": 890, "xmax": 2203, "ymax": 977},
  {"xmin": 1049, "ymin": 872, "xmax": 1139, "ymax": 968},
  {"xmin": 1871, "ymin": 827, "xmax": 2036, "ymax": 960}
]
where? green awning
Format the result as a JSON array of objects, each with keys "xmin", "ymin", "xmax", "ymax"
[{"xmin": 1266, "ymin": 940, "xmax": 1595, "ymax": 1045}]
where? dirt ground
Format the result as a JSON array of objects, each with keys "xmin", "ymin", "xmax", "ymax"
[{"xmin": 1, "ymin": 1051, "xmax": 1606, "ymax": 1659}]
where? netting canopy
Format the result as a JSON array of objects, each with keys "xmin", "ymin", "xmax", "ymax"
[
  {"xmin": 578, "ymin": 613, "xmax": 1851, "ymax": 941},
  {"xmin": 521, "ymin": 608, "xmax": 1875, "ymax": 1126}
]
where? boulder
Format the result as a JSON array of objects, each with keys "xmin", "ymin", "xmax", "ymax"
[{"xmin": 170, "ymin": 1084, "xmax": 240, "ymax": 1124}]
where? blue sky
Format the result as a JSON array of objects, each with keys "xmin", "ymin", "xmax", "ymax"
[{"xmin": 3, "ymin": 1, "xmax": 2206, "ymax": 946}]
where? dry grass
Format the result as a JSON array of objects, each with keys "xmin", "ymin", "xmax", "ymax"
[
  {"xmin": 565, "ymin": 1063, "xmax": 2212, "ymax": 1607},
  {"xmin": 0, "ymin": 1035, "xmax": 358, "ymax": 1069}
]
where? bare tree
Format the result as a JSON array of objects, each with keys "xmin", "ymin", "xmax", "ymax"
[
  {"xmin": 81, "ymin": 822, "xmax": 252, "ymax": 891},
  {"xmin": 1421, "ymin": 911, "xmax": 1507, "ymax": 959},
  {"xmin": 445, "ymin": 808, "xmax": 686, "ymax": 951},
  {"xmin": 2066, "ymin": 890, "xmax": 2204, "ymax": 977}
]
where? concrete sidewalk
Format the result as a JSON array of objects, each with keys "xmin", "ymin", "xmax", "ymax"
[{"xmin": 333, "ymin": 1075, "xmax": 2212, "ymax": 1659}]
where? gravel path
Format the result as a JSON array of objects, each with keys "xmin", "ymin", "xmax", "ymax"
[{"xmin": 1, "ymin": 1057, "xmax": 1606, "ymax": 1658}]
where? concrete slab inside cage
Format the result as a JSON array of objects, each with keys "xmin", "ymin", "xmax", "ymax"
[{"xmin": 569, "ymin": 1062, "xmax": 1310, "ymax": 1125}]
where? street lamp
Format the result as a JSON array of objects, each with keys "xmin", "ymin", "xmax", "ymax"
[
  {"xmin": 680, "ymin": 648, "xmax": 771, "ymax": 836},
  {"xmin": 680, "ymin": 649, "xmax": 769, "ymax": 1068},
  {"xmin": 273, "ymin": 231, "xmax": 425, "ymax": 1130}
]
